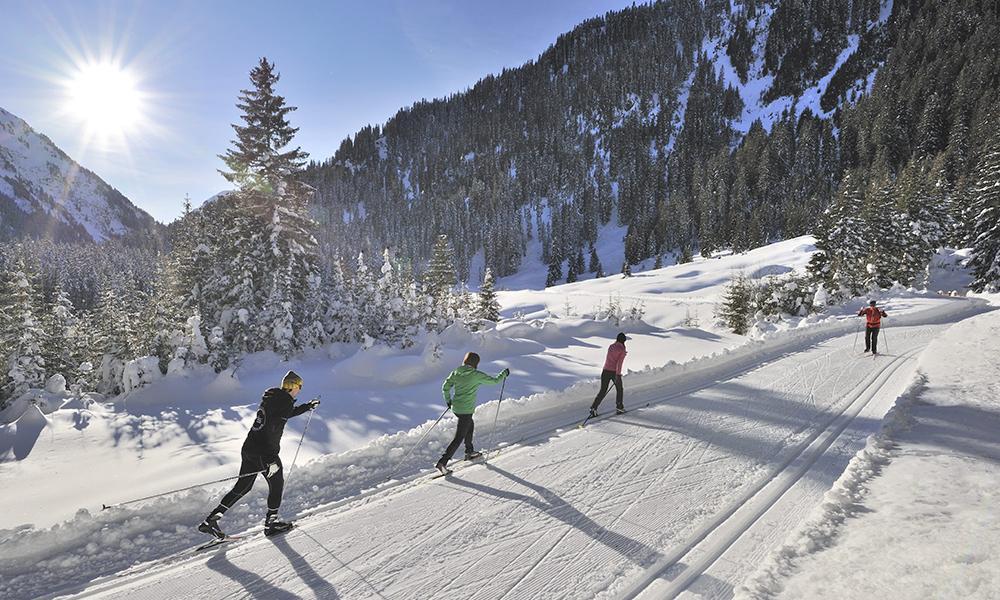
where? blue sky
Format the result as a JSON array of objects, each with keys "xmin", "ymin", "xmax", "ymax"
[{"xmin": 2, "ymin": 0, "xmax": 637, "ymax": 223}]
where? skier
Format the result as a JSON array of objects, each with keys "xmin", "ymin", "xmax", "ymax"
[
  {"xmin": 198, "ymin": 370, "xmax": 320, "ymax": 539},
  {"xmin": 858, "ymin": 300, "xmax": 888, "ymax": 354},
  {"xmin": 590, "ymin": 332, "xmax": 628, "ymax": 417},
  {"xmin": 436, "ymin": 352, "xmax": 509, "ymax": 474}
]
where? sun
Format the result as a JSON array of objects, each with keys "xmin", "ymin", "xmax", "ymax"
[{"xmin": 65, "ymin": 61, "xmax": 144, "ymax": 139}]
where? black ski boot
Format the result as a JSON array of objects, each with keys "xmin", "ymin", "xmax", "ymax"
[
  {"xmin": 616, "ymin": 407, "xmax": 626, "ymax": 415},
  {"xmin": 435, "ymin": 459, "xmax": 450, "ymax": 474},
  {"xmin": 464, "ymin": 450, "xmax": 483, "ymax": 461},
  {"xmin": 198, "ymin": 513, "xmax": 225, "ymax": 540},
  {"xmin": 264, "ymin": 513, "xmax": 294, "ymax": 537}
]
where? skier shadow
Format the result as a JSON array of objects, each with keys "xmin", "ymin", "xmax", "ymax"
[
  {"xmin": 452, "ymin": 464, "xmax": 735, "ymax": 596},
  {"xmin": 269, "ymin": 533, "xmax": 343, "ymax": 599},
  {"xmin": 453, "ymin": 463, "xmax": 660, "ymax": 562},
  {"xmin": 205, "ymin": 548, "xmax": 301, "ymax": 599}
]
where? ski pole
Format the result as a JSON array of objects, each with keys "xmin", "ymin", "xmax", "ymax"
[
  {"xmin": 853, "ymin": 317, "xmax": 861, "ymax": 351},
  {"xmin": 485, "ymin": 377, "xmax": 507, "ymax": 462},
  {"xmin": 286, "ymin": 396, "xmax": 319, "ymax": 483},
  {"xmin": 384, "ymin": 406, "xmax": 451, "ymax": 481},
  {"xmin": 881, "ymin": 322, "xmax": 889, "ymax": 354},
  {"xmin": 101, "ymin": 469, "xmax": 268, "ymax": 510}
]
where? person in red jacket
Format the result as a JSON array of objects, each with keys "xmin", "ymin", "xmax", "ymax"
[
  {"xmin": 590, "ymin": 332, "xmax": 628, "ymax": 417},
  {"xmin": 858, "ymin": 300, "xmax": 888, "ymax": 354}
]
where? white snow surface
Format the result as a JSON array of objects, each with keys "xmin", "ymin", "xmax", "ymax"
[
  {"xmin": 0, "ymin": 107, "xmax": 157, "ymax": 241},
  {"xmin": 0, "ymin": 237, "xmax": 992, "ymax": 599},
  {"xmin": 737, "ymin": 304, "xmax": 1000, "ymax": 600}
]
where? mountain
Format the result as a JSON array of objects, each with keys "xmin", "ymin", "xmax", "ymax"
[
  {"xmin": 303, "ymin": 0, "xmax": 1000, "ymax": 286},
  {"xmin": 0, "ymin": 107, "xmax": 162, "ymax": 246}
]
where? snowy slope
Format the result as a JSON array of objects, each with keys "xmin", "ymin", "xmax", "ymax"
[
  {"xmin": 0, "ymin": 236, "xmax": 991, "ymax": 599},
  {"xmin": 738, "ymin": 304, "xmax": 1000, "ymax": 600},
  {"xmin": 0, "ymin": 106, "xmax": 160, "ymax": 243},
  {"xmin": 12, "ymin": 295, "xmax": 987, "ymax": 600}
]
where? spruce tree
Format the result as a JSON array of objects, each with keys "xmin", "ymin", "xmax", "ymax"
[
  {"xmin": 475, "ymin": 268, "xmax": 501, "ymax": 322},
  {"xmin": 588, "ymin": 246, "xmax": 603, "ymax": 277},
  {"xmin": 219, "ymin": 57, "xmax": 308, "ymax": 193},
  {"xmin": 718, "ymin": 274, "xmax": 754, "ymax": 335},
  {"xmin": 969, "ymin": 135, "xmax": 1000, "ymax": 292},
  {"xmin": 426, "ymin": 234, "xmax": 458, "ymax": 298},
  {"xmin": 546, "ymin": 258, "xmax": 563, "ymax": 288}
]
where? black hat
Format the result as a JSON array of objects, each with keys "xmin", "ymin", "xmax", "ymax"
[
  {"xmin": 869, "ymin": 300, "xmax": 877, "ymax": 306},
  {"xmin": 616, "ymin": 332, "xmax": 627, "ymax": 343}
]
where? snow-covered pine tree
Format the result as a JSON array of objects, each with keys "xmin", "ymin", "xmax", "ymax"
[
  {"xmin": 217, "ymin": 57, "xmax": 320, "ymax": 357},
  {"xmin": 808, "ymin": 171, "xmax": 870, "ymax": 297},
  {"xmin": 621, "ymin": 261, "xmax": 632, "ymax": 278},
  {"xmin": 968, "ymin": 127, "xmax": 1000, "ymax": 292},
  {"xmin": 545, "ymin": 257, "xmax": 563, "ymax": 287},
  {"xmin": 566, "ymin": 253, "xmax": 579, "ymax": 283},
  {"xmin": 40, "ymin": 284, "xmax": 81, "ymax": 384},
  {"xmin": 426, "ymin": 234, "xmax": 458, "ymax": 298},
  {"xmin": 717, "ymin": 273, "xmax": 755, "ymax": 335},
  {"xmin": 475, "ymin": 267, "xmax": 501, "ymax": 323},
  {"xmin": 588, "ymin": 245, "xmax": 603, "ymax": 277},
  {"xmin": 0, "ymin": 257, "xmax": 47, "ymax": 403},
  {"xmin": 219, "ymin": 57, "xmax": 308, "ymax": 193}
]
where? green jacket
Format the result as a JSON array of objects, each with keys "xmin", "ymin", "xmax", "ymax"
[{"xmin": 442, "ymin": 365, "xmax": 506, "ymax": 415}]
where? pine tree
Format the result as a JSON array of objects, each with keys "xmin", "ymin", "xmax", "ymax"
[
  {"xmin": 969, "ymin": 134, "xmax": 1000, "ymax": 292},
  {"xmin": 566, "ymin": 254, "xmax": 579, "ymax": 283},
  {"xmin": 621, "ymin": 261, "xmax": 632, "ymax": 278},
  {"xmin": 475, "ymin": 268, "xmax": 501, "ymax": 323},
  {"xmin": 0, "ymin": 258, "xmax": 47, "ymax": 403},
  {"xmin": 718, "ymin": 273, "xmax": 755, "ymax": 335},
  {"xmin": 40, "ymin": 284, "xmax": 81, "ymax": 383},
  {"xmin": 219, "ymin": 57, "xmax": 309, "ymax": 194},
  {"xmin": 588, "ymin": 246, "xmax": 603, "ymax": 277},
  {"xmin": 546, "ymin": 258, "xmax": 563, "ymax": 288},
  {"xmin": 426, "ymin": 234, "xmax": 458, "ymax": 298}
]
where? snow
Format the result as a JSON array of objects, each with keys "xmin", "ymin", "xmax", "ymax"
[
  {"xmin": 0, "ymin": 107, "xmax": 154, "ymax": 241},
  {"xmin": 737, "ymin": 304, "xmax": 1000, "ymax": 600},
  {"xmin": 0, "ymin": 237, "xmax": 993, "ymax": 599}
]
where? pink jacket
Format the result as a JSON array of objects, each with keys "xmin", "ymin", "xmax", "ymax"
[{"xmin": 603, "ymin": 342, "xmax": 627, "ymax": 375}]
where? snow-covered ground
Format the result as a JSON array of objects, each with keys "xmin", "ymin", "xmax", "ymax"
[
  {"xmin": 737, "ymin": 303, "xmax": 1000, "ymax": 600},
  {"xmin": 0, "ymin": 237, "xmax": 992, "ymax": 599}
]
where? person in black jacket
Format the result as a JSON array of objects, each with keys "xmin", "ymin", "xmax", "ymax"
[{"xmin": 198, "ymin": 370, "xmax": 320, "ymax": 539}]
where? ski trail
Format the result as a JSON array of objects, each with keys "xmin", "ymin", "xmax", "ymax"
[
  {"xmin": 622, "ymin": 347, "xmax": 922, "ymax": 599},
  {"xmin": 56, "ymin": 312, "xmax": 979, "ymax": 600}
]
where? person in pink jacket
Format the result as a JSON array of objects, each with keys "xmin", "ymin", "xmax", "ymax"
[{"xmin": 589, "ymin": 332, "xmax": 628, "ymax": 417}]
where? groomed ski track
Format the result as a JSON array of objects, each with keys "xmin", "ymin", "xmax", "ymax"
[{"xmin": 53, "ymin": 299, "xmax": 989, "ymax": 600}]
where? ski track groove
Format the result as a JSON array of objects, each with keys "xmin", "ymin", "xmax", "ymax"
[
  {"xmin": 491, "ymin": 431, "xmax": 652, "ymax": 600},
  {"xmin": 620, "ymin": 345, "xmax": 924, "ymax": 599}
]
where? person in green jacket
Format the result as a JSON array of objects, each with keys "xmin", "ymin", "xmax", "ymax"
[{"xmin": 436, "ymin": 351, "xmax": 509, "ymax": 474}]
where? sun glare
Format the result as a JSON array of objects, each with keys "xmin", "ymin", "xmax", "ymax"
[{"xmin": 65, "ymin": 62, "xmax": 143, "ymax": 139}]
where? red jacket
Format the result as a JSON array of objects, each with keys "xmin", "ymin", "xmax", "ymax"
[
  {"xmin": 603, "ymin": 342, "xmax": 627, "ymax": 375},
  {"xmin": 858, "ymin": 306, "xmax": 887, "ymax": 328}
]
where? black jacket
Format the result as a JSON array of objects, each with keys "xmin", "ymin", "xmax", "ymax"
[{"xmin": 242, "ymin": 387, "xmax": 311, "ymax": 456}]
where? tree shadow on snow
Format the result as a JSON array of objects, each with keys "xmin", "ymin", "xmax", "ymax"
[{"xmin": 0, "ymin": 406, "xmax": 48, "ymax": 461}]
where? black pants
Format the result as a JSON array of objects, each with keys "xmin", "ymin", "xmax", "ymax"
[
  {"xmin": 441, "ymin": 414, "xmax": 475, "ymax": 463},
  {"xmin": 591, "ymin": 369, "xmax": 623, "ymax": 411},
  {"xmin": 865, "ymin": 326, "xmax": 881, "ymax": 353},
  {"xmin": 219, "ymin": 451, "xmax": 283, "ymax": 513}
]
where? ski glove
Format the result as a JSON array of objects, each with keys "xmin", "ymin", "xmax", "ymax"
[
  {"xmin": 500, "ymin": 368, "xmax": 510, "ymax": 378},
  {"xmin": 265, "ymin": 462, "xmax": 281, "ymax": 478},
  {"xmin": 306, "ymin": 399, "xmax": 321, "ymax": 410}
]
